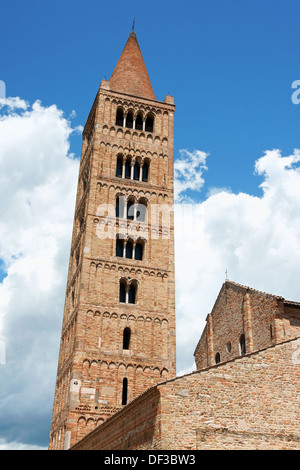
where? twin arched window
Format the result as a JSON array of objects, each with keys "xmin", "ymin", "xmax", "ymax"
[
  {"xmin": 119, "ymin": 279, "xmax": 137, "ymax": 304},
  {"xmin": 116, "ymin": 237, "xmax": 144, "ymax": 261},
  {"xmin": 116, "ymin": 155, "xmax": 149, "ymax": 182},
  {"xmin": 115, "ymin": 108, "xmax": 154, "ymax": 133}
]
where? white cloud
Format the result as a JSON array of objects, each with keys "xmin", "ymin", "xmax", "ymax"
[
  {"xmin": 0, "ymin": 97, "xmax": 28, "ymax": 110},
  {"xmin": 0, "ymin": 98, "xmax": 80, "ymax": 448},
  {"xmin": 0, "ymin": 438, "xmax": 47, "ymax": 450},
  {"xmin": 1, "ymin": 96, "xmax": 300, "ymax": 448},
  {"xmin": 174, "ymin": 148, "xmax": 300, "ymax": 372},
  {"xmin": 174, "ymin": 149, "xmax": 208, "ymax": 202}
]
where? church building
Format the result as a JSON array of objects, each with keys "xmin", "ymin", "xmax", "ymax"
[
  {"xmin": 49, "ymin": 30, "xmax": 300, "ymax": 451},
  {"xmin": 49, "ymin": 29, "xmax": 176, "ymax": 450}
]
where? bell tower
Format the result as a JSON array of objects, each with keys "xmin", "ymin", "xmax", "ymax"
[{"xmin": 49, "ymin": 30, "xmax": 176, "ymax": 450}]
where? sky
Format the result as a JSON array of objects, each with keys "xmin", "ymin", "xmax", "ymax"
[{"xmin": 0, "ymin": 0, "xmax": 300, "ymax": 450}]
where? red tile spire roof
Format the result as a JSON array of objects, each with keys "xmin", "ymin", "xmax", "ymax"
[{"xmin": 109, "ymin": 31, "xmax": 156, "ymax": 101}]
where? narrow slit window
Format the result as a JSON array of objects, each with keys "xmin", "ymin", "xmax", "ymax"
[
  {"xmin": 122, "ymin": 378, "xmax": 128, "ymax": 405},
  {"xmin": 240, "ymin": 334, "xmax": 246, "ymax": 356},
  {"xmin": 123, "ymin": 327, "xmax": 131, "ymax": 350}
]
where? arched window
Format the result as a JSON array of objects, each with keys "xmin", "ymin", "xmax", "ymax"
[
  {"xmin": 133, "ymin": 161, "xmax": 140, "ymax": 180},
  {"xmin": 136, "ymin": 199, "xmax": 147, "ymax": 222},
  {"xmin": 125, "ymin": 158, "xmax": 131, "ymax": 179},
  {"xmin": 127, "ymin": 199, "xmax": 135, "ymax": 220},
  {"xmin": 119, "ymin": 279, "xmax": 137, "ymax": 304},
  {"xmin": 116, "ymin": 238, "xmax": 124, "ymax": 258},
  {"xmin": 128, "ymin": 283, "xmax": 136, "ymax": 304},
  {"xmin": 122, "ymin": 378, "xmax": 128, "ymax": 405},
  {"xmin": 239, "ymin": 334, "xmax": 246, "ymax": 356},
  {"xmin": 116, "ymin": 195, "xmax": 125, "ymax": 219},
  {"xmin": 126, "ymin": 112, "xmax": 133, "ymax": 129},
  {"xmin": 135, "ymin": 113, "xmax": 143, "ymax": 131},
  {"xmin": 115, "ymin": 196, "xmax": 120, "ymax": 218},
  {"xmin": 215, "ymin": 352, "xmax": 221, "ymax": 364},
  {"xmin": 135, "ymin": 241, "xmax": 143, "ymax": 261},
  {"xmin": 123, "ymin": 327, "xmax": 131, "ymax": 350},
  {"xmin": 119, "ymin": 280, "xmax": 126, "ymax": 303},
  {"xmin": 145, "ymin": 114, "xmax": 154, "ymax": 132},
  {"xmin": 142, "ymin": 161, "xmax": 149, "ymax": 182},
  {"xmin": 116, "ymin": 156, "xmax": 123, "ymax": 178},
  {"xmin": 126, "ymin": 240, "xmax": 133, "ymax": 259},
  {"xmin": 116, "ymin": 108, "xmax": 124, "ymax": 127}
]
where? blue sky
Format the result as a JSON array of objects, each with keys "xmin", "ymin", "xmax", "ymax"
[
  {"xmin": 1, "ymin": 0, "xmax": 300, "ymax": 450},
  {"xmin": 2, "ymin": 0, "xmax": 299, "ymax": 195}
]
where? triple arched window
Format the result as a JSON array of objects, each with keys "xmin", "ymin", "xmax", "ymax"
[
  {"xmin": 116, "ymin": 236, "xmax": 145, "ymax": 261},
  {"xmin": 116, "ymin": 155, "xmax": 149, "ymax": 182},
  {"xmin": 115, "ymin": 108, "xmax": 154, "ymax": 133},
  {"xmin": 115, "ymin": 195, "xmax": 147, "ymax": 222}
]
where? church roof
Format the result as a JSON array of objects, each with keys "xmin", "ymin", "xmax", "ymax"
[{"xmin": 109, "ymin": 31, "xmax": 156, "ymax": 101}]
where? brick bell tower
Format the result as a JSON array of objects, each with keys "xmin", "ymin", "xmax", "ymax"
[{"xmin": 49, "ymin": 29, "xmax": 176, "ymax": 450}]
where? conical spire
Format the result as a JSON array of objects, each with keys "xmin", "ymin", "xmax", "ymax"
[{"xmin": 109, "ymin": 31, "xmax": 156, "ymax": 101}]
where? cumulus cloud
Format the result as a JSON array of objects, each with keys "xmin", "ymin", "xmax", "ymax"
[
  {"xmin": 175, "ymin": 148, "xmax": 300, "ymax": 374},
  {"xmin": 0, "ymin": 96, "xmax": 28, "ymax": 111},
  {"xmin": 0, "ymin": 98, "xmax": 80, "ymax": 448},
  {"xmin": 1, "ymin": 97, "xmax": 300, "ymax": 447},
  {"xmin": 174, "ymin": 148, "xmax": 208, "ymax": 202}
]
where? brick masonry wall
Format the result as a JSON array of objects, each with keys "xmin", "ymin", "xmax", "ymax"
[
  {"xmin": 49, "ymin": 78, "xmax": 176, "ymax": 450},
  {"xmin": 194, "ymin": 282, "xmax": 294, "ymax": 370},
  {"xmin": 283, "ymin": 304, "xmax": 300, "ymax": 339},
  {"xmin": 71, "ymin": 387, "xmax": 162, "ymax": 450},
  {"xmin": 72, "ymin": 337, "xmax": 300, "ymax": 450}
]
